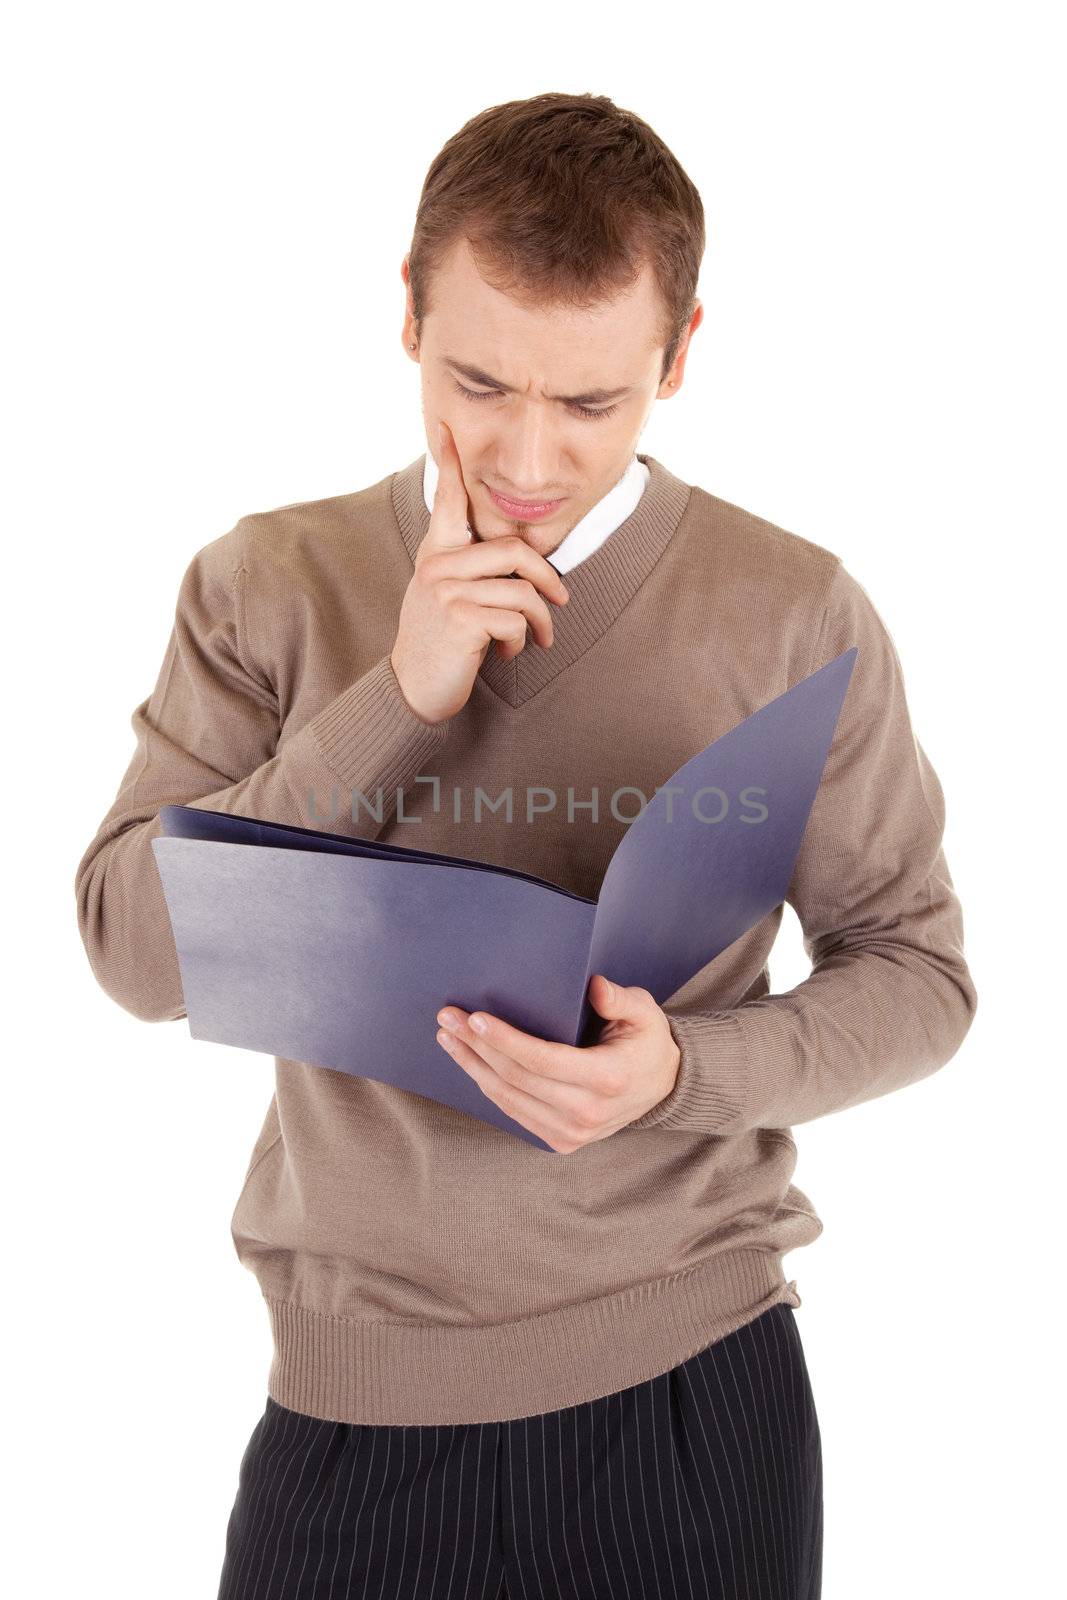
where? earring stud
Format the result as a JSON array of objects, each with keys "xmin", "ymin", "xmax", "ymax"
[{"xmin": 409, "ymin": 341, "xmax": 417, "ymax": 350}]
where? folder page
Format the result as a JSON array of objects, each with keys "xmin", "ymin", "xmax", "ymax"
[{"xmin": 152, "ymin": 646, "xmax": 857, "ymax": 1149}]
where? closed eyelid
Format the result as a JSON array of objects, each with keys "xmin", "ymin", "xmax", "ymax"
[
  {"xmin": 450, "ymin": 378, "xmax": 620, "ymax": 420},
  {"xmin": 443, "ymin": 359, "xmax": 633, "ymax": 406}
]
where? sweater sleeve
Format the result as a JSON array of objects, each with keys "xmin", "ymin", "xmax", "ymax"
[
  {"xmin": 629, "ymin": 558, "xmax": 978, "ymax": 1136},
  {"xmin": 75, "ymin": 520, "xmax": 451, "ymax": 1024}
]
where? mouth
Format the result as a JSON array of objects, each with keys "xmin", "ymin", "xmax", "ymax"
[{"xmin": 485, "ymin": 484, "xmax": 567, "ymax": 521}]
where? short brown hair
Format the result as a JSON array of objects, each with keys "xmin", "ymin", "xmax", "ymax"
[{"xmin": 407, "ymin": 93, "xmax": 705, "ymax": 382}]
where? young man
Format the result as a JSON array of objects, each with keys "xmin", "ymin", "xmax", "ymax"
[{"xmin": 75, "ymin": 93, "xmax": 976, "ymax": 1599}]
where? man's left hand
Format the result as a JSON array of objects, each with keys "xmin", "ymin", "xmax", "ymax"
[{"xmin": 435, "ymin": 973, "xmax": 681, "ymax": 1153}]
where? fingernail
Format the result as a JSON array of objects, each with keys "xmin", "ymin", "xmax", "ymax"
[{"xmin": 470, "ymin": 1015, "xmax": 487, "ymax": 1034}]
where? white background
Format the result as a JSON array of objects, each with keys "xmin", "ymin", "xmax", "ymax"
[{"xmin": 5, "ymin": 2, "xmax": 1062, "ymax": 1595}]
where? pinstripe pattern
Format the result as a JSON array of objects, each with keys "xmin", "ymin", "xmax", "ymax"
[{"xmin": 216, "ymin": 1302, "xmax": 821, "ymax": 1599}]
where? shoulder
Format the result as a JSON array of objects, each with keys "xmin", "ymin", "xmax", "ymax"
[
  {"xmin": 232, "ymin": 464, "xmax": 404, "ymax": 592},
  {"xmin": 673, "ymin": 479, "xmax": 845, "ymax": 669},
  {"xmin": 665, "ymin": 468, "xmax": 907, "ymax": 686},
  {"xmin": 686, "ymin": 481, "xmax": 842, "ymax": 599}
]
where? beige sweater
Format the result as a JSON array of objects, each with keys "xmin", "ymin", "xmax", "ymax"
[{"xmin": 75, "ymin": 450, "xmax": 978, "ymax": 1425}]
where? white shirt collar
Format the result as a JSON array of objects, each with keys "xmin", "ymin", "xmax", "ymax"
[{"xmin": 422, "ymin": 451, "xmax": 650, "ymax": 574}]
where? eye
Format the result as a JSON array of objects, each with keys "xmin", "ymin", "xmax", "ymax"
[
  {"xmin": 452, "ymin": 379, "xmax": 620, "ymax": 422},
  {"xmin": 570, "ymin": 400, "xmax": 621, "ymax": 421},
  {"xmin": 453, "ymin": 381, "xmax": 499, "ymax": 405}
]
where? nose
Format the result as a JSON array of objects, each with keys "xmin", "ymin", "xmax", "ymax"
[{"xmin": 491, "ymin": 409, "xmax": 564, "ymax": 499}]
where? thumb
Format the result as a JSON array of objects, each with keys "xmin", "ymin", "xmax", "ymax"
[{"xmin": 588, "ymin": 973, "xmax": 651, "ymax": 1023}]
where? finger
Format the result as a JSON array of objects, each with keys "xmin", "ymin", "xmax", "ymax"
[
  {"xmin": 462, "ymin": 1009, "xmax": 618, "ymax": 1096},
  {"xmin": 453, "ymin": 582, "xmax": 555, "ymax": 650},
  {"xmin": 423, "ymin": 419, "xmax": 476, "ymax": 553},
  {"xmin": 588, "ymin": 976, "xmax": 660, "ymax": 1027},
  {"xmin": 436, "ymin": 1029, "xmax": 586, "ymax": 1150},
  {"xmin": 430, "ymin": 532, "xmax": 570, "ymax": 608},
  {"xmin": 437, "ymin": 1024, "xmax": 586, "ymax": 1113},
  {"xmin": 438, "ymin": 1010, "xmax": 557, "ymax": 1083}
]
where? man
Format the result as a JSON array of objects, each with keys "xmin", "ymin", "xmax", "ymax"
[{"xmin": 75, "ymin": 92, "xmax": 977, "ymax": 1598}]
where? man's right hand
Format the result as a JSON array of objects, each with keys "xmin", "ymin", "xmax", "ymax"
[{"xmin": 390, "ymin": 419, "xmax": 571, "ymax": 726}]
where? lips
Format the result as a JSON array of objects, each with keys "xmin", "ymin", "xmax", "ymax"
[{"xmin": 486, "ymin": 485, "xmax": 566, "ymax": 521}]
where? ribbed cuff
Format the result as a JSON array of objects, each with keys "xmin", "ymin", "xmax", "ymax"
[
  {"xmin": 280, "ymin": 654, "xmax": 451, "ymax": 829},
  {"xmin": 629, "ymin": 1010, "xmax": 752, "ymax": 1133}
]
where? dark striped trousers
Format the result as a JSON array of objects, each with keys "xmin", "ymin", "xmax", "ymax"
[{"xmin": 216, "ymin": 1301, "xmax": 822, "ymax": 1600}]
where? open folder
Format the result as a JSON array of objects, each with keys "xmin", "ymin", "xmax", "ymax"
[{"xmin": 151, "ymin": 646, "xmax": 857, "ymax": 1152}]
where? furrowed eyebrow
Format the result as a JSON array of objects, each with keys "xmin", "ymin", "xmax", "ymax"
[{"xmin": 442, "ymin": 357, "xmax": 635, "ymax": 407}]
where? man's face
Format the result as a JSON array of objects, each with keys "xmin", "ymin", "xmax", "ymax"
[{"xmin": 402, "ymin": 238, "xmax": 697, "ymax": 559}]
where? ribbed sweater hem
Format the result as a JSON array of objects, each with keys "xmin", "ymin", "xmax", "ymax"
[{"xmin": 261, "ymin": 1246, "xmax": 802, "ymax": 1427}]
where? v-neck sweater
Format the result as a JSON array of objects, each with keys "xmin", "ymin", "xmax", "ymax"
[
  {"xmin": 401, "ymin": 452, "xmax": 688, "ymax": 709},
  {"xmin": 75, "ymin": 449, "xmax": 978, "ymax": 1426}
]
